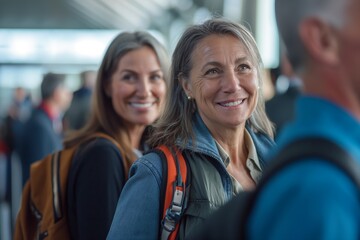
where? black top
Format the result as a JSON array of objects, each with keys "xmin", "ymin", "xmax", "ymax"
[
  {"xmin": 67, "ymin": 137, "xmax": 125, "ymax": 240},
  {"xmin": 265, "ymin": 85, "xmax": 301, "ymax": 138}
]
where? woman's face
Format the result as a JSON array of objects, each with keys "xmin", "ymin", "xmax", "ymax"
[
  {"xmin": 183, "ymin": 34, "xmax": 258, "ymax": 131},
  {"xmin": 108, "ymin": 46, "xmax": 166, "ymax": 127}
]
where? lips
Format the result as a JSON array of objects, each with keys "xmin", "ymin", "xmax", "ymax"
[{"xmin": 218, "ymin": 98, "xmax": 246, "ymax": 107}]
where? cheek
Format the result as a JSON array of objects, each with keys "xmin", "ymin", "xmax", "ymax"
[
  {"xmin": 111, "ymin": 83, "xmax": 132, "ymax": 99},
  {"xmin": 192, "ymin": 78, "xmax": 215, "ymax": 101},
  {"xmin": 155, "ymin": 82, "xmax": 167, "ymax": 101},
  {"xmin": 242, "ymin": 75, "xmax": 258, "ymax": 95},
  {"xmin": 110, "ymin": 85, "xmax": 128, "ymax": 111}
]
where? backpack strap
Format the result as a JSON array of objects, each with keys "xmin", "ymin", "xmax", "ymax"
[
  {"xmin": 261, "ymin": 137, "xmax": 360, "ymax": 190},
  {"xmin": 155, "ymin": 145, "xmax": 188, "ymax": 240},
  {"xmin": 239, "ymin": 137, "xmax": 360, "ymax": 238}
]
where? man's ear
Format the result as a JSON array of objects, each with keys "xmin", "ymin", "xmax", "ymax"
[
  {"xmin": 299, "ymin": 18, "xmax": 339, "ymax": 65},
  {"xmin": 179, "ymin": 74, "xmax": 192, "ymax": 98}
]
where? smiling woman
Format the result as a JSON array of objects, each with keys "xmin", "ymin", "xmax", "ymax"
[
  {"xmin": 107, "ymin": 18, "xmax": 275, "ymax": 240},
  {"xmin": 61, "ymin": 31, "xmax": 170, "ymax": 240},
  {"xmin": 108, "ymin": 46, "xmax": 166, "ymax": 127},
  {"xmin": 182, "ymin": 34, "xmax": 259, "ymax": 133}
]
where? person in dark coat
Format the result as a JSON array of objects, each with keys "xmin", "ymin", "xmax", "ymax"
[
  {"xmin": 20, "ymin": 73, "xmax": 72, "ymax": 185},
  {"xmin": 63, "ymin": 70, "xmax": 97, "ymax": 131},
  {"xmin": 265, "ymin": 53, "xmax": 302, "ymax": 138}
]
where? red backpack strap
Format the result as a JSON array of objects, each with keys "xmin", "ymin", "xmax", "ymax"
[{"xmin": 157, "ymin": 145, "xmax": 188, "ymax": 240}]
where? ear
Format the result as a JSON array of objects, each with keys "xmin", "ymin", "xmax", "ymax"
[
  {"xmin": 178, "ymin": 74, "xmax": 192, "ymax": 98},
  {"xmin": 299, "ymin": 18, "xmax": 339, "ymax": 65}
]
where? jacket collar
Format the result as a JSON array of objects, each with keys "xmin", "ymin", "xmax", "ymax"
[{"xmin": 177, "ymin": 111, "xmax": 275, "ymax": 167}]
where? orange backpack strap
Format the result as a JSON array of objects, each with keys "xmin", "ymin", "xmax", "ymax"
[{"xmin": 156, "ymin": 145, "xmax": 188, "ymax": 240}]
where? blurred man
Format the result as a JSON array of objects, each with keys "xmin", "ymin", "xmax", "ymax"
[
  {"xmin": 265, "ymin": 53, "xmax": 302, "ymax": 138},
  {"xmin": 63, "ymin": 70, "xmax": 97, "ymax": 131},
  {"xmin": 4, "ymin": 87, "xmax": 32, "ymax": 156},
  {"xmin": 20, "ymin": 73, "xmax": 72, "ymax": 185},
  {"xmin": 248, "ymin": 0, "xmax": 360, "ymax": 239}
]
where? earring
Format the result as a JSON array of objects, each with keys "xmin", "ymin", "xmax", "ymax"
[{"xmin": 187, "ymin": 95, "xmax": 191, "ymax": 100}]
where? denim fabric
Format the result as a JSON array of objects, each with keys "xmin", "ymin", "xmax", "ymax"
[
  {"xmin": 249, "ymin": 96, "xmax": 360, "ymax": 240},
  {"xmin": 107, "ymin": 112, "xmax": 274, "ymax": 240}
]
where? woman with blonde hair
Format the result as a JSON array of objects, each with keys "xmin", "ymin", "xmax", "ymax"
[{"xmin": 108, "ymin": 18, "xmax": 275, "ymax": 240}]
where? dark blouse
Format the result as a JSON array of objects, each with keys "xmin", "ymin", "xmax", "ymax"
[{"xmin": 67, "ymin": 137, "xmax": 125, "ymax": 240}]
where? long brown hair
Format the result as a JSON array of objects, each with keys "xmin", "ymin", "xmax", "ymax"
[
  {"xmin": 148, "ymin": 18, "xmax": 274, "ymax": 148},
  {"xmin": 64, "ymin": 31, "xmax": 170, "ymax": 168}
]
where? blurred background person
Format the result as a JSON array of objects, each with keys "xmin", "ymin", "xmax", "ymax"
[
  {"xmin": 3, "ymin": 87, "xmax": 32, "ymax": 157},
  {"xmin": 0, "ymin": 87, "xmax": 32, "ymax": 237},
  {"xmin": 63, "ymin": 70, "xmax": 97, "ymax": 132},
  {"xmin": 265, "ymin": 52, "xmax": 302, "ymax": 138},
  {"xmin": 0, "ymin": 122, "xmax": 12, "ymax": 240},
  {"xmin": 64, "ymin": 31, "xmax": 169, "ymax": 240},
  {"xmin": 19, "ymin": 73, "xmax": 72, "ymax": 186}
]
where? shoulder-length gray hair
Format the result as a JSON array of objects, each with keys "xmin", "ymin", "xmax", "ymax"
[
  {"xmin": 148, "ymin": 18, "xmax": 274, "ymax": 148},
  {"xmin": 64, "ymin": 31, "xmax": 170, "ymax": 168}
]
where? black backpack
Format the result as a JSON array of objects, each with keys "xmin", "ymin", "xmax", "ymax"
[{"xmin": 188, "ymin": 137, "xmax": 360, "ymax": 240}]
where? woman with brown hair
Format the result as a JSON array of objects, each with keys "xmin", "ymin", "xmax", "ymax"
[{"xmin": 64, "ymin": 31, "xmax": 169, "ymax": 240}]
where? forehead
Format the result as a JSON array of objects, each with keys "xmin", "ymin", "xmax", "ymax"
[
  {"xmin": 117, "ymin": 46, "xmax": 160, "ymax": 70},
  {"xmin": 347, "ymin": 0, "xmax": 360, "ymax": 21},
  {"xmin": 191, "ymin": 34, "xmax": 250, "ymax": 65}
]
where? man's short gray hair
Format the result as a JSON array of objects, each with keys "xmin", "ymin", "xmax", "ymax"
[
  {"xmin": 41, "ymin": 72, "xmax": 66, "ymax": 100},
  {"xmin": 275, "ymin": 0, "xmax": 348, "ymax": 73}
]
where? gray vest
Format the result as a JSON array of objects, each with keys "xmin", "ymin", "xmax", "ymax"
[{"xmin": 179, "ymin": 151, "xmax": 230, "ymax": 239}]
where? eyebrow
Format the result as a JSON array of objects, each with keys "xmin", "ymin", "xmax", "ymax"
[
  {"xmin": 201, "ymin": 56, "xmax": 250, "ymax": 71},
  {"xmin": 121, "ymin": 69, "xmax": 163, "ymax": 74}
]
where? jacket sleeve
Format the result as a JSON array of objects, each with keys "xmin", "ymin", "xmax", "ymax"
[
  {"xmin": 68, "ymin": 139, "xmax": 126, "ymax": 240},
  {"xmin": 107, "ymin": 152, "xmax": 163, "ymax": 240}
]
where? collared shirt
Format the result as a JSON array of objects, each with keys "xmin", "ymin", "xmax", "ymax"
[
  {"xmin": 132, "ymin": 148, "xmax": 143, "ymax": 158},
  {"xmin": 39, "ymin": 101, "xmax": 62, "ymax": 134},
  {"xmin": 215, "ymin": 129, "xmax": 262, "ymax": 194}
]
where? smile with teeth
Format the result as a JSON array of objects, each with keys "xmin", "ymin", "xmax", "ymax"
[
  {"xmin": 130, "ymin": 102, "xmax": 154, "ymax": 108},
  {"xmin": 219, "ymin": 99, "xmax": 245, "ymax": 107}
]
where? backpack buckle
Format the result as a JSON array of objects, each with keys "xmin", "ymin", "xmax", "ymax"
[{"xmin": 162, "ymin": 186, "xmax": 185, "ymax": 231}]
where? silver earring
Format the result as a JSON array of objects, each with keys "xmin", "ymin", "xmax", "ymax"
[{"xmin": 187, "ymin": 95, "xmax": 191, "ymax": 100}]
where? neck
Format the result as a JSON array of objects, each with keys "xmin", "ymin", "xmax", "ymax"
[
  {"xmin": 127, "ymin": 125, "xmax": 146, "ymax": 149},
  {"xmin": 302, "ymin": 67, "xmax": 360, "ymax": 121},
  {"xmin": 41, "ymin": 100, "xmax": 60, "ymax": 119},
  {"xmin": 213, "ymin": 125, "xmax": 255, "ymax": 190},
  {"xmin": 211, "ymin": 125, "xmax": 247, "ymax": 166}
]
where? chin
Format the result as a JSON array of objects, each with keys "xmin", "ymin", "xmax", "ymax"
[{"xmin": 135, "ymin": 117, "xmax": 157, "ymax": 126}]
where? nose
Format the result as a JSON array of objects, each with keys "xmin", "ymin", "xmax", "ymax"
[
  {"xmin": 137, "ymin": 77, "xmax": 151, "ymax": 98},
  {"xmin": 223, "ymin": 70, "xmax": 241, "ymax": 93}
]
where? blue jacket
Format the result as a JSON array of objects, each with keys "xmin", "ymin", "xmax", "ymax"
[
  {"xmin": 249, "ymin": 96, "xmax": 360, "ymax": 240},
  {"xmin": 20, "ymin": 107, "xmax": 63, "ymax": 185},
  {"xmin": 107, "ymin": 112, "xmax": 274, "ymax": 239}
]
